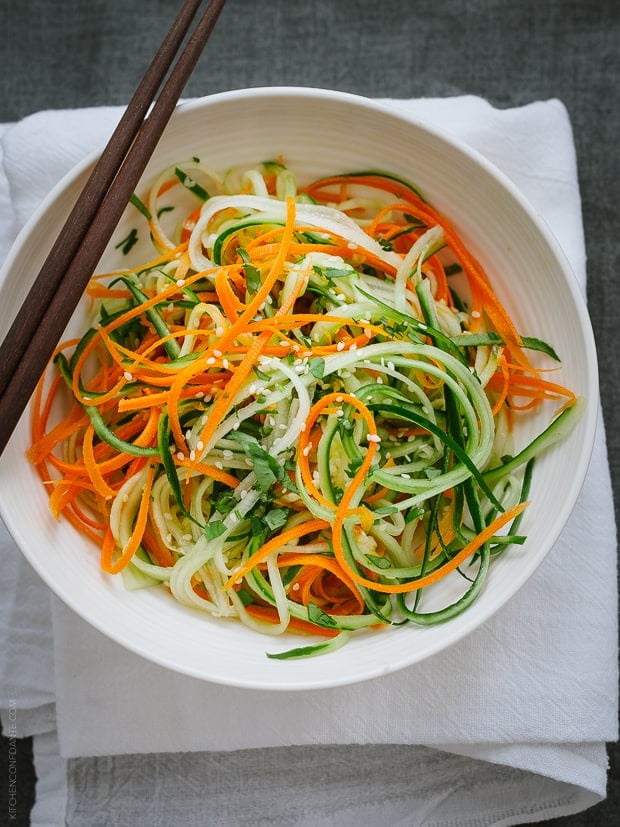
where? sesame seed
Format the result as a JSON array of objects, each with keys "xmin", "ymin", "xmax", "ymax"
[
  {"xmin": 349, "ymin": 343, "xmax": 358, "ymax": 351},
  {"xmin": 471, "ymin": 310, "xmax": 481, "ymax": 318},
  {"xmin": 222, "ymin": 359, "xmax": 229, "ymax": 369},
  {"xmin": 197, "ymin": 441, "xmax": 204, "ymax": 451},
  {"xmin": 189, "ymin": 450, "xmax": 196, "ymax": 461},
  {"xmin": 215, "ymin": 461, "xmax": 224, "ymax": 470},
  {"xmin": 213, "ymin": 349, "xmax": 222, "ymax": 358},
  {"xmin": 367, "ymin": 433, "xmax": 381, "ymax": 443},
  {"xmin": 206, "ymin": 356, "xmax": 215, "ymax": 365},
  {"xmin": 336, "ymin": 341, "xmax": 345, "ymax": 351},
  {"xmin": 401, "ymin": 473, "xmax": 411, "ymax": 479},
  {"xmin": 123, "ymin": 371, "xmax": 133, "ymax": 382},
  {"xmin": 176, "ymin": 279, "xmax": 185, "ymax": 286},
  {"xmin": 223, "ymin": 449, "xmax": 233, "ymax": 459},
  {"xmin": 176, "ymin": 451, "xmax": 185, "ymax": 460}
]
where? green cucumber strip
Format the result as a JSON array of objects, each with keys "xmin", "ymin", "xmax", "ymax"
[
  {"xmin": 266, "ymin": 631, "xmax": 351, "ymax": 660},
  {"xmin": 483, "ymin": 399, "xmax": 584, "ymax": 486},
  {"xmin": 244, "ymin": 566, "xmax": 388, "ymax": 631},
  {"xmin": 397, "ymin": 543, "xmax": 490, "ymax": 625},
  {"xmin": 356, "ymin": 285, "xmax": 468, "ymax": 366},
  {"xmin": 416, "ymin": 277, "xmax": 440, "ymax": 329},
  {"xmin": 117, "ymin": 277, "xmax": 180, "ymax": 360},
  {"xmin": 336, "ymin": 170, "xmax": 426, "ymax": 202},
  {"xmin": 212, "ymin": 217, "xmax": 284, "ymax": 264},
  {"xmin": 368, "ymin": 400, "xmax": 504, "ymax": 512},
  {"xmin": 68, "ymin": 328, "xmax": 107, "ymax": 399},
  {"xmin": 157, "ymin": 412, "xmax": 201, "ymax": 524},
  {"xmin": 452, "ymin": 331, "xmax": 560, "ymax": 361},
  {"xmin": 55, "ymin": 354, "xmax": 159, "ymax": 457},
  {"xmin": 85, "ymin": 405, "xmax": 160, "ymax": 457}
]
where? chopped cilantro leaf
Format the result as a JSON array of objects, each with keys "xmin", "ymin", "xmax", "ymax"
[
  {"xmin": 115, "ymin": 228, "xmax": 139, "ymax": 256},
  {"xmin": 174, "ymin": 167, "xmax": 209, "ymax": 201},
  {"xmin": 307, "ymin": 602, "xmax": 338, "ymax": 628},
  {"xmin": 308, "ymin": 357, "xmax": 325, "ymax": 379},
  {"xmin": 204, "ymin": 520, "xmax": 226, "ymax": 540},
  {"xmin": 129, "ymin": 193, "xmax": 152, "ymax": 220}
]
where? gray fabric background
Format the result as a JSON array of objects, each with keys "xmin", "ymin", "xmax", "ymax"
[{"xmin": 0, "ymin": 0, "xmax": 618, "ymax": 824}]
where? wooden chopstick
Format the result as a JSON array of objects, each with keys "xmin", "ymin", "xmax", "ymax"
[
  {"xmin": 0, "ymin": 0, "xmax": 204, "ymax": 400},
  {"xmin": 0, "ymin": 0, "xmax": 227, "ymax": 456}
]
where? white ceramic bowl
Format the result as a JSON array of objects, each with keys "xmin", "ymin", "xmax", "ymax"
[{"xmin": 0, "ymin": 88, "xmax": 598, "ymax": 690}]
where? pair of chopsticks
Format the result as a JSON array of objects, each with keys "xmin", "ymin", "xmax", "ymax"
[{"xmin": 0, "ymin": 0, "xmax": 227, "ymax": 456}]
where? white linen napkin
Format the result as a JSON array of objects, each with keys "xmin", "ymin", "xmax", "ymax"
[{"xmin": 0, "ymin": 97, "xmax": 617, "ymax": 810}]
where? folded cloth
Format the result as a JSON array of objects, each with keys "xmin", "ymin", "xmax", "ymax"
[{"xmin": 0, "ymin": 96, "xmax": 617, "ymax": 824}]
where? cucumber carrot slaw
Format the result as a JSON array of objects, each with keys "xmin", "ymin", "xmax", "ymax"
[{"xmin": 28, "ymin": 158, "xmax": 581, "ymax": 660}]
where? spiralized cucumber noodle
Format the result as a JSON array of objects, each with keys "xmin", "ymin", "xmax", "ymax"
[{"xmin": 29, "ymin": 158, "xmax": 581, "ymax": 660}]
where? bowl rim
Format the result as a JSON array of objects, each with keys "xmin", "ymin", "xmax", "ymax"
[{"xmin": 0, "ymin": 86, "xmax": 600, "ymax": 689}]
